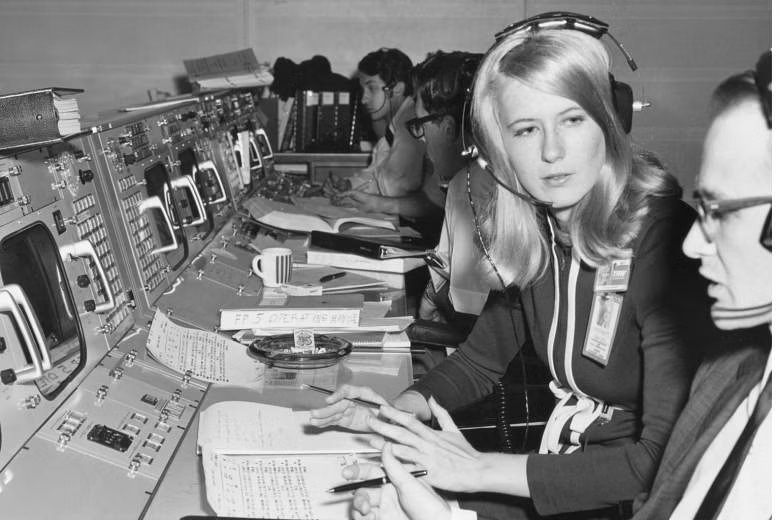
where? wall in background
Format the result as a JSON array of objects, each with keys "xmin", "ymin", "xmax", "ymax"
[{"xmin": 0, "ymin": 0, "xmax": 771, "ymax": 194}]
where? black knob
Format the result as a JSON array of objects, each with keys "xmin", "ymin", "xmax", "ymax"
[
  {"xmin": 76, "ymin": 275, "xmax": 90, "ymax": 288},
  {"xmin": 0, "ymin": 337, "xmax": 6, "ymax": 353},
  {"xmin": 123, "ymin": 154, "xmax": 136, "ymax": 165},
  {"xmin": 78, "ymin": 169, "xmax": 94, "ymax": 184},
  {"xmin": 1, "ymin": 369, "xmax": 17, "ymax": 385},
  {"xmin": 84, "ymin": 300, "xmax": 96, "ymax": 312}
]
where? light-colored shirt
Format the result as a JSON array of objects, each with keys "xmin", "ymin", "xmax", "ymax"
[
  {"xmin": 670, "ymin": 353, "xmax": 772, "ymax": 519},
  {"xmin": 348, "ymin": 97, "xmax": 425, "ymax": 197},
  {"xmin": 429, "ymin": 164, "xmax": 497, "ymax": 315}
]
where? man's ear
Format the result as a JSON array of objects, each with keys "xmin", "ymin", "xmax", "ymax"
[{"xmin": 441, "ymin": 114, "xmax": 459, "ymax": 143}]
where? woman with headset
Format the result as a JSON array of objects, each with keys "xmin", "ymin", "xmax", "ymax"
[{"xmin": 311, "ymin": 13, "xmax": 713, "ymax": 519}]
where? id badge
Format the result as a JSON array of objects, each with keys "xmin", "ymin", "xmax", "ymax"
[
  {"xmin": 583, "ymin": 293, "xmax": 623, "ymax": 366},
  {"xmin": 595, "ymin": 257, "xmax": 632, "ymax": 292}
]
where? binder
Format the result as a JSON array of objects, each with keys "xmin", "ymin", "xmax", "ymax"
[
  {"xmin": 309, "ymin": 231, "xmax": 428, "ymax": 260},
  {"xmin": 0, "ymin": 87, "xmax": 83, "ymax": 153}
]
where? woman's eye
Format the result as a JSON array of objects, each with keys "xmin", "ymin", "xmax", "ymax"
[
  {"xmin": 514, "ymin": 126, "xmax": 537, "ymax": 137},
  {"xmin": 563, "ymin": 115, "xmax": 585, "ymax": 126}
]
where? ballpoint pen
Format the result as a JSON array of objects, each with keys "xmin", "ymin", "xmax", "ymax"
[
  {"xmin": 328, "ymin": 469, "xmax": 428, "ymax": 493},
  {"xmin": 303, "ymin": 383, "xmax": 381, "ymax": 409},
  {"xmin": 319, "ymin": 271, "xmax": 346, "ymax": 283}
]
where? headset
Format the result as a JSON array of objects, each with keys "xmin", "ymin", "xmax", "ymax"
[
  {"xmin": 462, "ymin": 12, "xmax": 643, "ymax": 208},
  {"xmin": 754, "ymin": 50, "xmax": 771, "ymax": 251}
]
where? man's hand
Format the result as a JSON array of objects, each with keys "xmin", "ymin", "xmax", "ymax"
[
  {"xmin": 332, "ymin": 190, "xmax": 390, "ymax": 213},
  {"xmin": 348, "ymin": 444, "xmax": 452, "ymax": 520}
]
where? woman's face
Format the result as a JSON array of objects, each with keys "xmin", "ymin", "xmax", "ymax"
[{"xmin": 495, "ymin": 77, "xmax": 607, "ymax": 219}]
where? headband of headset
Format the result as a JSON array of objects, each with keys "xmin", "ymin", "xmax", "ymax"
[{"xmin": 464, "ymin": 12, "xmax": 640, "ymax": 206}]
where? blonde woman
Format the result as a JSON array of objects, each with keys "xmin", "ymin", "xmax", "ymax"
[{"xmin": 313, "ymin": 13, "xmax": 713, "ymax": 519}]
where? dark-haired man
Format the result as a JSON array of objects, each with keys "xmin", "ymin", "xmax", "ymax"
[
  {"xmin": 333, "ymin": 48, "xmax": 426, "ymax": 197},
  {"xmin": 337, "ymin": 51, "xmax": 482, "ymax": 244}
]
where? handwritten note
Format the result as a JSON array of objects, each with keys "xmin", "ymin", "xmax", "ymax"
[
  {"xmin": 219, "ymin": 308, "xmax": 361, "ymax": 330},
  {"xmin": 197, "ymin": 401, "xmax": 377, "ymax": 455},
  {"xmin": 203, "ymin": 452, "xmax": 356, "ymax": 519},
  {"xmin": 146, "ymin": 309, "xmax": 264, "ymax": 385}
]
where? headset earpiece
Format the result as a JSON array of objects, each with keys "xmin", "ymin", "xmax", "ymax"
[
  {"xmin": 382, "ymin": 81, "xmax": 397, "ymax": 97},
  {"xmin": 760, "ymin": 208, "xmax": 771, "ymax": 251},
  {"xmin": 609, "ymin": 74, "xmax": 634, "ymax": 133}
]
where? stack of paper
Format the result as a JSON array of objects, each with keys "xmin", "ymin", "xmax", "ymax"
[{"xmin": 199, "ymin": 401, "xmax": 378, "ymax": 519}]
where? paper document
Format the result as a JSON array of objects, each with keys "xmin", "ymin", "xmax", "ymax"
[
  {"xmin": 198, "ymin": 401, "xmax": 378, "ymax": 455},
  {"xmin": 203, "ymin": 451, "xmax": 358, "ymax": 519},
  {"xmin": 147, "ymin": 309, "xmax": 264, "ymax": 385},
  {"xmin": 199, "ymin": 401, "xmax": 379, "ymax": 518}
]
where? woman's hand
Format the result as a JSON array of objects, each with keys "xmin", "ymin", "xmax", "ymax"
[
  {"xmin": 348, "ymin": 444, "xmax": 452, "ymax": 520},
  {"xmin": 368, "ymin": 397, "xmax": 483, "ymax": 493},
  {"xmin": 309, "ymin": 384, "xmax": 388, "ymax": 432}
]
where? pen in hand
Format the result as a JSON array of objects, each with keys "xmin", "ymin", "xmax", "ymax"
[
  {"xmin": 319, "ymin": 271, "xmax": 346, "ymax": 283},
  {"xmin": 328, "ymin": 469, "xmax": 428, "ymax": 493},
  {"xmin": 303, "ymin": 383, "xmax": 381, "ymax": 409}
]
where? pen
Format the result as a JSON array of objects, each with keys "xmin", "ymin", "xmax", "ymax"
[
  {"xmin": 328, "ymin": 469, "xmax": 428, "ymax": 493},
  {"xmin": 319, "ymin": 271, "xmax": 346, "ymax": 283},
  {"xmin": 303, "ymin": 383, "xmax": 381, "ymax": 409}
]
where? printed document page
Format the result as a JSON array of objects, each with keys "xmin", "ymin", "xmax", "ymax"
[{"xmin": 147, "ymin": 309, "xmax": 264, "ymax": 385}]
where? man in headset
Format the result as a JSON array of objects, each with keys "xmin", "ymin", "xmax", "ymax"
[
  {"xmin": 631, "ymin": 50, "xmax": 772, "ymax": 520},
  {"xmin": 326, "ymin": 48, "xmax": 426, "ymax": 197},
  {"xmin": 344, "ymin": 52, "xmax": 772, "ymax": 520}
]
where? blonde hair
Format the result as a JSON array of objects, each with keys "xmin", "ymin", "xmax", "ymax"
[{"xmin": 471, "ymin": 29, "xmax": 680, "ymax": 289}]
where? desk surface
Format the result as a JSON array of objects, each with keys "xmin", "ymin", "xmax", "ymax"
[{"xmin": 144, "ymin": 351, "xmax": 412, "ymax": 519}]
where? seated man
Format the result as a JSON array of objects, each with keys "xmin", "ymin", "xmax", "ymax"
[
  {"xmin": 332, "ymin": 48, "xmax": 426, "ymax": 197},
  {"xmin": 344, "ymin": 51, "xmax": 774, "ymax": 520},
  {"xmin": 417, "ymin": 160, "xmax": 498, "ymax": 330},
  {"xmin": 631, "ymin": 50, "xmax": 772, "ymax": 520},
  {"xmin": 336, "ymin": 51, "xmax": 482, "ymax": 244}
]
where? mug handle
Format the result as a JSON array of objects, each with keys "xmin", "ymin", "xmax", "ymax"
[{"xmin": 251, "ymin": 255, "xmax": 267, "ymax": 282}]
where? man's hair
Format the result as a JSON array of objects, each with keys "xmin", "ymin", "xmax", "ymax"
[
  {"xmin": 412, "ymin": 51, "xmax": 482, "ymax": 133},
  {"xmin": 358, "ymin": 48, "xmax": 414, "ymax": 96},
  {"xmin": 711, "ymin": 71, "xmax": 762, "ymax": 119}
]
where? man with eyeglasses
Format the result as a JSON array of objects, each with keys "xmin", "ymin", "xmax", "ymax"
[
  {"xmin": 632, "ymin": 50, "xmax": 772, "ymax": 520},
  {"xmin": 335, "ymin": 51, "xmax": 482, "ymax": 244}
]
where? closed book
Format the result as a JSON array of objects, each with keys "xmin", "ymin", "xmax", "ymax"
[
  {"xmin": 0, "ymin": 88, "xmax": 83, "ymax": 152},
  {"xmin": 306, "ymin": 247, "xmax": 426, "ymax": 274},
  {"xmin": 310, "ymin": 231, "xmax": 428, "ymax": 260},
  {"xmin": 219, "ymin": 294, "xmax": 364, "ymax": 330}
]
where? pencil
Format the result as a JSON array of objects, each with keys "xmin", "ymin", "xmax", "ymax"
[
  {"xmin": 303, "ymin": 383, "xmax": 382, "ymax": 409},
  {"xmin": 328, "ymin": 469, "xmax": 428, "ymax": 493}
]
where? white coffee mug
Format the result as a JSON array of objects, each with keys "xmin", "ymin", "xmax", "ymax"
[{"xmin": 251, "ymin": 247, "xmax": 293, "ymax": 287}]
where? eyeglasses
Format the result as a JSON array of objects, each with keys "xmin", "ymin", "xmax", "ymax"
[
  {"xmin": 405, "ymin": 113, "xmax": 446, "ymax": 139},
  {"xmin": 693, "ymin": 190, "xmax": 772, "ymax": 240}
]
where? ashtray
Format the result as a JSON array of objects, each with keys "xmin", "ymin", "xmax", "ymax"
[{"xmin": 248, "ymin": 334, "xmax": 352, "ymax": 369}]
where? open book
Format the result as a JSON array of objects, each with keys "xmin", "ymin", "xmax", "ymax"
[
  {"xmin": 243, "ymin": 196, "xmax": 398, "ymax": 234},
  {"xmin": 198, "ymin": 400, "xmax": 378, "ymax": 519}
]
